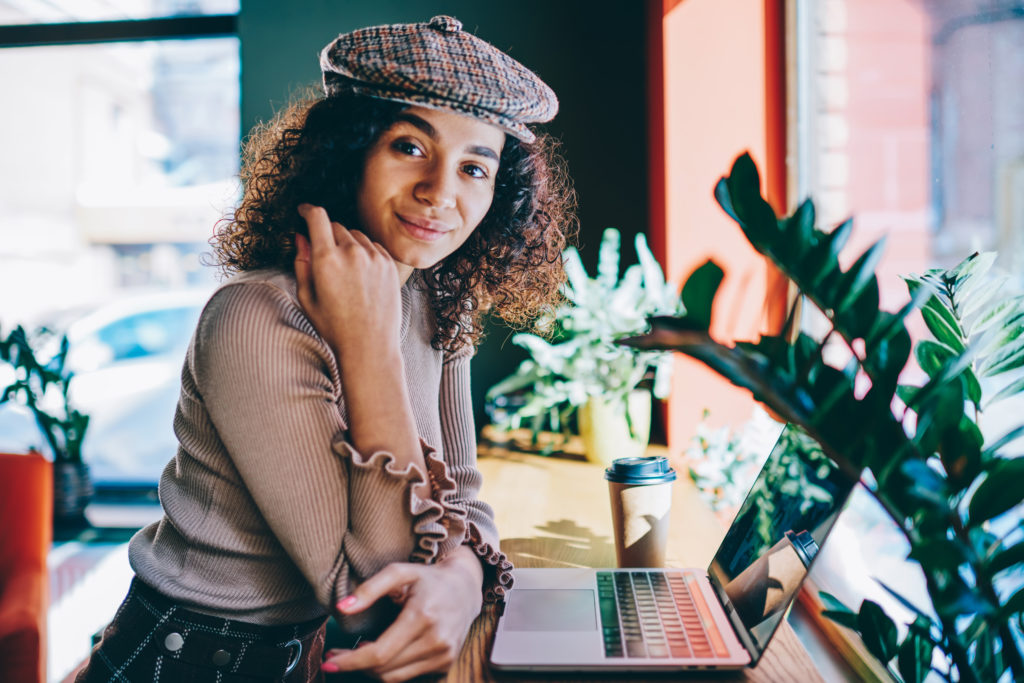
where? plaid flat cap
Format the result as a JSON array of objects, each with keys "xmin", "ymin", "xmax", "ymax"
[{"xmin": 319, "ymin": 15, "xmax": 557, "ymax": 143}]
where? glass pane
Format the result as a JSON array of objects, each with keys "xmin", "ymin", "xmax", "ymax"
[
  {"xmin": 0, "ymin": 37, "xmax": 238, "ymax": 487},
  {"xmin": 0, "ymin": 0, "xmax": 238, "ymax": 25},
  {"xmin": 796, "ymin": 0, "xmax": 1024, "ymax": 671}
]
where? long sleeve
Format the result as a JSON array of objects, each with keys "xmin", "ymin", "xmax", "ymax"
[
  {"xmin": 128, "ymin": 269, "xmax": 499, "ymax": 624},
  {"xmin": 439, "ymin": 348, "xmax": 514, "ymax": 602},
  {"xmin": 150, "ymin": 280, "xmax": 450, "ymax": 612}
]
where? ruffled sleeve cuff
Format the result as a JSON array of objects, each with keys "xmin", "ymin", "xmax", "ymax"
[
  {"xmin": 337, "ymin": 438, "xmax": 468, "ymax": 569},
  {"xmin": 466, "ymin": 522, "xmax": 514, "ymax": 603}
]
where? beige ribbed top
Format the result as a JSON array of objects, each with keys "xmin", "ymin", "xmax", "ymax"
[{"xmin": 128, "ymin": 268, "xmax": 512, "ymax": 626}]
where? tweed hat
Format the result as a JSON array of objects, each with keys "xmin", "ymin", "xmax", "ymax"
[{"xmin": 319, "ymin": 15, "xmax": 557, "ymax": 143}]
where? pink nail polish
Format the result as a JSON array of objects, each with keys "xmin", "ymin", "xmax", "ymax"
[
  {"xmin": 321, "ymin": 661, "xmax": 339, "ymax": 673},
  {"xmin": 337, "ymin": 596, "xmax": 357, "ymax": 610}
]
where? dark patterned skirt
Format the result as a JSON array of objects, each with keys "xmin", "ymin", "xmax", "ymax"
[{"xmin": 75, "ymin": 578, "xmax": 327, "ymax": 682}]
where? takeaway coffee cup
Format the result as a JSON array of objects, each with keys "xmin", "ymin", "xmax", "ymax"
[
  {"xmin": 605, "ymin": 456, "xmax": 677, "ymax": 568},
  {"xmin": 723, "ymin": 530, "xmax": 819, "ymax": 628}
]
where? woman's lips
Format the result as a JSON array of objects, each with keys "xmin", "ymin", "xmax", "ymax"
[{"xmin": 397, "ymin": 213, "xmax": 450, "ymax": 242}]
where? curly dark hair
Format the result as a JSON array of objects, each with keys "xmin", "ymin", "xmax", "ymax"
[{"xmin": 211, "ymin": 90, "xmax": 576, "ymax": 352}]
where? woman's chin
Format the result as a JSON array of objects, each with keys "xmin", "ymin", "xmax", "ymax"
[{"xmin": 392, "ymin": 250, "xmax": 443, "ymax": 272}]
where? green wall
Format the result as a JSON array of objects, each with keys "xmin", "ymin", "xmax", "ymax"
[{"xmin": 239, "ymin": 0, "xmax": 650, "ymax": 429}]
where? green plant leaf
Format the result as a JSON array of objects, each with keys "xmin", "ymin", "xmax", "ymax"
[
  {"xmin": 971, "ymin": 293, "xmax": 1024, "ymax": 336},
  {"xmin": 897, "ymin": 631, "xmax": 933, "ymax": 683},
  {"xmin": 896, "ymin": 459, "xmax": 948, "ymax": 507},
  {"xmin": 715, "ymin": 153, "xmax": 780, "ymax": 251},
  {"xmin": 961, "ymin": 612, "xmax": 990, "ymax": 646},
  {"xmin": 857, "ymin": 600, "xmax": 899, "ymax": 663},
  {"xmin": 819, "ymin": 591, "xmax": 854, "ymax": 613},
  {"xmin": 937, "ymin": 416, "xmax": 983, "ymax": 489},
  {"xmin": 782, "ymin": 199, "xmax": 815, "ymax": 255},
  {"xmin": 821, "ymin": 609, "xmax": 860, "ymax": 632},
  {"xmin": 932, "ymin": 577, "xmax": 995, "ymax": 619},
  {"xmin": 834, "ymin": 239, "xmax": 886, "ymax": 320},
  {"xmin": 863, "ymin": 326, "xmax": 912, "ymax": 398},
  {"xmin": 825, "ymin": 218, "xmax": 853, "ymax": 263},
  {"xmin": 964, "ymin": 367, "xmax": 983, "ymax": 408},
  {"xmin": 920, "ymin": 301, "xmax": 965, "ymax": 353},
  {"xmin": 678, "ymin": 260, "xmax": 725, "ymax": 331},
  {"xmin": 950, "ymin": 250, "xmax": 994, "ymax": 284},
  {"xmin": 985, "ymin": 374, "xmax": 1024, "ymax": 407},
  {"xmin": 914, "ymin": 339, "xmax": 956, "ymax": 378},
  {"xmin": 1001, "ymin": 585, "xmax": 1024, "ymax": 618},
  {"xmin": 842, "ymin": 279, "xmax": 882, "ymax": 341},
  {"xmin": 911, "ymin": 379, "xmax": 966, "ymax": 459},
  {"xmin": 896, "ymin": 384, "xmax": 920, "ymax": 407},
  {"xmin": 980, "ymin": 335, "xmax": 1024, "ymax": 376},
  {"xmin": 867, "ymin": 283, "xmax": 931, "ymax": 350},
  {"xmin": 907, "ymin": 537, "xmax": 968, "ymax": 570},
  {"xmin": 987, "ymin": 541, "xmax": 1024, "ymax": 576},
  {"xmin": 968, "ymin": 456, "xmax": 1024, "ymax": 526}
]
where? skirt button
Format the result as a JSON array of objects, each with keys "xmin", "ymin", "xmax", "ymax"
[
  {"xmin": 163, "ymin": 632, "xmax": 184, "ymax": 652},
  {"xmin": 212, "ymin": 649, "xmax": 232, "ymax": 667}
]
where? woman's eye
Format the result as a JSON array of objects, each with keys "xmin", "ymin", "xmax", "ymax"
[
  {"xmin": 462, "ymin": 163, "xmax": 489, "ymax": 179},
  {"xmin": 393, "ymin": 140, "xmax": 424, "ymax": 157}
]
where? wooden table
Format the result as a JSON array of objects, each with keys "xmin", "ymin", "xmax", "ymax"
[{"xmin": 442, "ymin": 434, "xmax": 824, "ymax": 682}]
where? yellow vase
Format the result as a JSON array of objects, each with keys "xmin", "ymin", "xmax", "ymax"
[{"xmin": 577, "ymin": 390, "xmax": 652, "ymax": 467}]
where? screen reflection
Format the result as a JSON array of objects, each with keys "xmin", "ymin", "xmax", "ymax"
[{"xmin": 709, "ymin": 426, "xmax": 857, "ymax": 653}]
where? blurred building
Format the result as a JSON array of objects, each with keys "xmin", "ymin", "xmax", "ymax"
[{"xmin": 0, "ymin": 0, "xmax": 238, "ymax": 325}]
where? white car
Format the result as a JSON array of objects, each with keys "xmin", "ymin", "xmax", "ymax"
[{"xmin": 0, "ymin": 289, "xmax": 213, "ymax": 488}]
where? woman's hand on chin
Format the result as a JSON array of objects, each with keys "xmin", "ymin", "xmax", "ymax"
[
  {"xmin": 322, "ymin": 547, "xmax": 484, "ymax": 682},
  {"xmin": 294, "ymin": 203, "xmax": 402, "ymax": 358}
]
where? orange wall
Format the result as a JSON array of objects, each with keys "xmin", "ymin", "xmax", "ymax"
[{"xmin": 656, "ymin": 0, "xmax": 785, "ymax": 448}]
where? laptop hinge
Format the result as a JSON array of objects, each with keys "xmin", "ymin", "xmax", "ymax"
[{"xmin": 707, "ymin": 571, "xmax": 761, "ymax": 664}]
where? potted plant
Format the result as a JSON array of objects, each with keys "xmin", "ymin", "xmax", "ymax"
[
  {"xmin": 620, "ymin": 153, "xmax": 1023, "ymax": 682},
  {"xmin": 1, "ymin": 324, "xmax": 92, "ymax": 527},
  {"xmin": 685, "ymin": 407, "xmax": 781, "ymax": 524},
  {"xmin": 486, "ymin": 227, "xmax": 684, "ymax": 465}
]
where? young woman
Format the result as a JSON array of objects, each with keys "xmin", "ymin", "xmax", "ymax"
[{"xmin": 76, "ymin": 15, "xmax": 574, "ymax": 683}]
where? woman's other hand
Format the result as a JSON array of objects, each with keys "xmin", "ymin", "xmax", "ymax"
[
  {"xmin": 322, "ymin": 547, "xmax": 484, "ymax": 682},
  {"xmin": 294, "ymin": 203, "xmax": 402, "ymax": 357}
]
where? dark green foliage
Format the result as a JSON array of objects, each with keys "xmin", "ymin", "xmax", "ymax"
[
  {"xmin": 0, "ymin": 324, "xmax": 88, "ymax": 463},
  {"xmin": 897, "ymin": 617, "xmax": 936, "ymax": 683},
  {"xmin": 622, "ymin": 153, "xmax": 1024, "ymax": 682},
  {"xmin": 858, "ymin": 600, "xmax": 899, "ymax": 663}
]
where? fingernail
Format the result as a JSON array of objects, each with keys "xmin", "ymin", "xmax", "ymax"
[
  {"xmin": 337, "ymin": 596, "xmax": 357, "ymax": 611},
  {"xmin": 321, "ymin": 661, "xmax": 339, "ymax": 673}
]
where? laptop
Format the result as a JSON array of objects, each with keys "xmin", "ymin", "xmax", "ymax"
[{"xmin": 490, "ymin": 425, "xmax": 857, "ymax": 672}]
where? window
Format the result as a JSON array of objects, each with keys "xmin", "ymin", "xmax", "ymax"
[
  {"xmin": 0, "ymin": 3, "xmax": 239, "ymax": 491},
  {"xmin": 0, "ymin": 0, "xmax": 237, "ymax": 24},
  {"xmin": 794, "ymin": 0, "xmax": 1024, "ymax": 676}
]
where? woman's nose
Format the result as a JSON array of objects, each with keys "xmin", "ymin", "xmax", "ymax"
[{"xmin": 414, "ymin": 165, "xmax": 457, "ymax": 210}]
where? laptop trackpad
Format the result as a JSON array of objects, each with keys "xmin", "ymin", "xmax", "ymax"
[{"xmin": 504, "ymin": 589, "xmax": 597, "ymax": 631}]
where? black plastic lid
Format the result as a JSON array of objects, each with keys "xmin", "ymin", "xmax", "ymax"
[
  {"xmin": 604, "ymin": 456, "xmax": 677, "ymax": 484},
  {"xmin": 784, "ymin": 529, "xmax": 819, "ymax": 567}
]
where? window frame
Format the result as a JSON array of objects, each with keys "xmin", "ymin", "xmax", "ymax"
[{"xmin": 0, "ymin": 14, "xmax": 236, "ymax": 48}]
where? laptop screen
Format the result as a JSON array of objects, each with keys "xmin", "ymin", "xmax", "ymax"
[{"xmin": 707, "ymin": 425, "xmax": 857, "ymax": 659}]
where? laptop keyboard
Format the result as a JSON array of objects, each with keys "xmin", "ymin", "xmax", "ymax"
[{"xmin": 597, "ymin": 571, "xmax": 729, "ymax": 659}]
